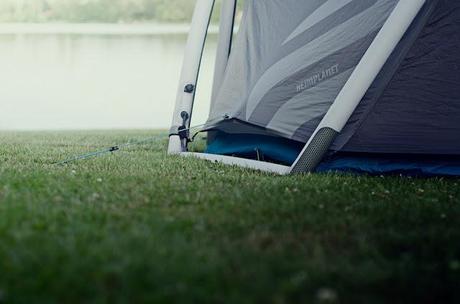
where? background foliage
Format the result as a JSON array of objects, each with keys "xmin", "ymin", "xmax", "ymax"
[{"xmin": 0, "ymin": 0, "xmax": 245, "ymax": 23}]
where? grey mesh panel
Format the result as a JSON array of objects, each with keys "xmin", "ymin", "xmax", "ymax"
[
  {"xmin": 291, "ymin": 128, "xmax": 339, "ymax": 173},
  {"xmin": 208, "ymin": 0, "xmax": 399, "ymax": 142}
]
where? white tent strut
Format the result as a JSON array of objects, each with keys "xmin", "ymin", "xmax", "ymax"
[
  {"xmin": 290, "ymin": 0, "xmax": 426, "ymax": 173},
  {"xmin": 168, "ymin": 0, "xmax": 215, "ymax": 155}
]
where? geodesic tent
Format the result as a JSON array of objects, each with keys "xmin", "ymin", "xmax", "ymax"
[{"xmin": 168, "ymin": 0, "xmax": 460, "ymax": 176}]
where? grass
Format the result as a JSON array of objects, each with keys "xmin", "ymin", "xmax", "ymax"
[{"xmin": 0, "ymin": 130, "xmax": 459, "ymax": 304}]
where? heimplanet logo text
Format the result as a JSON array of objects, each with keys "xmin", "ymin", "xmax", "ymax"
[{"xmin": 296, "ymin": 64, "xmax": 339, "ymax": 93}]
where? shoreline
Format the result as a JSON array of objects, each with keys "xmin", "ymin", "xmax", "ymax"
[{"xmin": 0, "ymin": 23, "xmax": 219, "ymax": 35}]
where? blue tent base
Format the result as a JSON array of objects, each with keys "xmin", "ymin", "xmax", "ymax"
[
  {"xmin": 318, "ymin": 154, "xmax": 460, "ymax": 177},
  {"xmin": 206, "ymin": 132, "xmax": 460, "ymax": 177},
  {"xmin": 206, "ymin": 132, "xmax": 304, "ymax": 165}
]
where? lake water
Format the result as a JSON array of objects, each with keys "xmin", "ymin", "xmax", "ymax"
[{"xmin": 0, "ymin": 24, "xmax": 217, "ymax": 130}]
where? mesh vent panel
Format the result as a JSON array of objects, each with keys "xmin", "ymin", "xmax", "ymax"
[{"xmin": 291, "ymin": 127, "xmax": 338, "ymax": 173}]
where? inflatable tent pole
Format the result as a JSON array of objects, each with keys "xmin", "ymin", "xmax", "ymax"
[
  {"xmin": 168, "ymin": 0, "xmax": 291, "ymax": 175},
  {"xmin": 290, "ymin": 0, "xmax": 426, "ymax": 174},
  {"xmin": 168, "ymin": 0, "xmax": 215, "ymax": 154}
]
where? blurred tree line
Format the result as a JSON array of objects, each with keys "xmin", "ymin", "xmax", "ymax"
[{"xmin": 0, "ymin": 0, "xmax": 243, "ymax": 23}]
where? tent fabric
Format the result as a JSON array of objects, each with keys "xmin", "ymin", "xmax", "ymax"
[
  {"xmin": 207, "ymin": 0, "xmax": 399, "ymax": 141},
  {"xmin": 204, "ymin": 0, "xmax": 460, "ymax": 176},
  {"xmin": 337, "ymin": 0, "xmax": 460, "ymax": 155}
]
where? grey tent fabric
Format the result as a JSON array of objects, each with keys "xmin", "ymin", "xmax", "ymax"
[
  {"xmin": 206, "ymin": 0, "xmax": 460, "ymax": 165},
  {"xmin": 208, "ymin": 0, "xmax": 399, "ymax": 141},
  {"xmin": 337, "ymin": 0, "xmax": 460, "ymax": 155}
]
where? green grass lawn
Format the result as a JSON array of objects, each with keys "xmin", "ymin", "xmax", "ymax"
[{"xmin": 0, "ymin": 130, "xmax": 459, "ymax": 304}]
